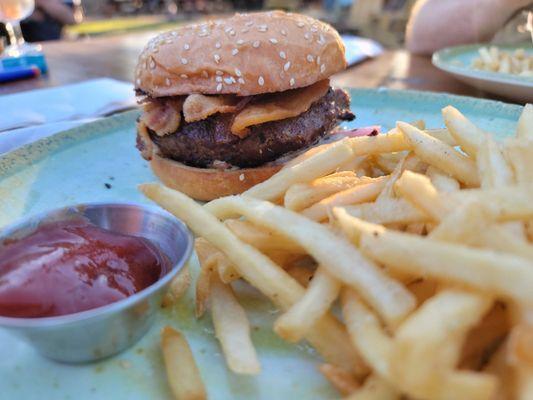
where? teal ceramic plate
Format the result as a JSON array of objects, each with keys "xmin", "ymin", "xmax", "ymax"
[
  {"xmin": 0, "ymin": 89, "xmax": 523, "ymax": 400},
  {"xmin": 432, "ymin": 43, "xmax": 533, "ymax": 103}
]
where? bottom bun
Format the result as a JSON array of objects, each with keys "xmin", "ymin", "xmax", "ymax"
[{"xmin": 150, "ymin": 151, "xmax": 282, "ymax": 201}]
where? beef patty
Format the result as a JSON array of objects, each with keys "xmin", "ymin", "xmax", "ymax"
[{"xmin": 143, "ymin": 87, "xmax": 354, "ymax": 168}]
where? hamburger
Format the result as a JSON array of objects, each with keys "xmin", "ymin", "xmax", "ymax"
[{"xmin": 134, "ymin": 11, "xmax": 355, "ymax": 200}]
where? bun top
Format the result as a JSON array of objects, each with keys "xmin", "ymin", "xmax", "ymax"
[{"xmin": 135, "ymin": 11, "xmax": 346, "ymax": 97}]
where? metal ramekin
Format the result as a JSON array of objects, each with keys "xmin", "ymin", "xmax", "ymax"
[{"xmin": 0, "ymin": 203, "xmax": 193, "ymax": 363}]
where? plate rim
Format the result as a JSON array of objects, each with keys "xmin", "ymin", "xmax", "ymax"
[{"xmin": 432, "ymin": 43, "xmax": 533, "ymax": 88}]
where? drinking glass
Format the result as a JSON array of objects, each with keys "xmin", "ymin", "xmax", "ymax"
[{"xmin": 0, "ymin": 0, "xmax": 39, "ymax": 56}]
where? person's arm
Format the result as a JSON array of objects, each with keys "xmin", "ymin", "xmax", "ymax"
[
  {"xmin": 35, "ymin": 0, "xmax": 82, "ymax": 25},
  {"xmin": 406, "ymin": 0, "xmax": 531, "ymax": 55}
]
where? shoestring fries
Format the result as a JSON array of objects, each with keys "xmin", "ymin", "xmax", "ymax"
[{"xmin": 143, "ymin": 102, "xmax": 533, "ymax": 399}]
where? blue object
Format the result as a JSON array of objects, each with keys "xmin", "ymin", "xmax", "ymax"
[
  {"xmin": 0, "ymin": 65, "xmax": 40, "ymax": 83},
  {"xmin": 0, "ymin": 53, "xmax": 48, "ymax": 75}
]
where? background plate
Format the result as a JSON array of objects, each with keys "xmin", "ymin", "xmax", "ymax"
[
  {"xmin": 0, "ymin": 88, "xmax": 523, "ymax": 400},
  {"xmin": 432, "ymin": 43, "xmax": 533, "ymax": 103}
]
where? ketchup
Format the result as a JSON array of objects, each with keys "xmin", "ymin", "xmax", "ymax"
[{"xmin": 0, "ymin": 219, "xmax": 170, "ymax": 318}]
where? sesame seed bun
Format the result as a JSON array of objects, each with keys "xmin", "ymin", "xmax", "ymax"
[{"xmin": 135, "ymin": 11, "xmax": 346, "ymax": 97}]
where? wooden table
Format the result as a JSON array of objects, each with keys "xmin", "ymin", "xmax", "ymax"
[{"xmin": 1, "ymin": 32, "xmax": 491, "ymax": 100}]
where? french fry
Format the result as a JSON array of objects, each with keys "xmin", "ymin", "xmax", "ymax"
[
  {"xmin": 429, "ymin": 201, "xmax": 533, "ymax": 259},
  {"xmin": 476, "ymin": 135, "xmax": 514, "ymax": 188},
  {"xmin": 341, "ymin": 198, "xmax": 427, "ymax": 225},
  {"xmin": 284, "ymin": 173, "xmax": 369, "ymax": 211},
  {"xmin": 210, "ymin": 274, "xmax": 261, "ymax": 375},
  {"xmin": 505, "ymin": 138, "xmax": 533, "ymax": 184},
  {"xmin": 334, "ymin": 209, "xmax": 533, "ymax": 305},
  {"xmin": 162, "ymin": 263, "xmax": 192, "ymax": 307},
  {"xmin": 341, "ymin": 289, "xmax": 394, "ymax": 378},
  {"xmin": 426, "ymin": 166, "xmax": 460, "ymax": 193},
  {"xmin": 395, "ymin": 170, "xmax": 449, "ymax": 220},
  {"xmin": 244, "ymin": 138, "xmax": 355, "ymax": 201},
  {"xmin": 195, "ymin": 238, "xmax": 217, "ymax": 318},
  {"xmin": 205, "ymin": 195, "xmax": 416, "ymax": 328},
  {"xmin": 141, "ymin": 183, "xmax": 366, "ymax": 375},
  {"xmin": 245, "ymin": 131, "xmax": 410, "ymax": 201},
  {"xmin": 274, "ymin": 267, "xmax": 341, "ymax": 342},
  {"xmin": 516, "ymin": 103, "xmax": 533, "ymax": 139},
  {"xmin": 301, "ymin": 177, "xmax": 389, "ymax": 221},
  {"xmin": 225, "ymin": 219, "xmax": 305, "ymax": 253},
  {"xmin": 376, "ymin": 153, "xmax": 408, "ymax": 202},
  {"xmin": 390, "ymin": 290, "xmax": 495, "ymax": 399},
  {"xmin": 425, "ymin": 127, "xmax": 457, "ymax": 146},
  {"xmin": 161, "ymin": 326, "xmax": 207, "ymax": 400},
  {"xmin": 344, "ymin": 375, "xmax": 399, "ymax": 400},
  {"xmin": 442, "ymin": 105, "xmax": 486, "ymax": 157},
  {"xmin": 318, "ymin": 363, "xmax": 360, "ymax": 396},
  {"xmin": 397, "ymin": 121, "xmax": 479, "ymax": 186}
]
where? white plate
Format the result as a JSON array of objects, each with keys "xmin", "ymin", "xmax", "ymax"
[{"xmin": 432, "ymin": 43, "xmax": 533, "ymax": 103}]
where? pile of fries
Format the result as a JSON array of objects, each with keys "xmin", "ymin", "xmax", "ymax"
[
  {"xmin": 472, "ymin": 46, "xmax": 533, "ymax": 77},
  {"xmin": 142, "ymin": 102, "xmax": 533, "ymax": 400}
]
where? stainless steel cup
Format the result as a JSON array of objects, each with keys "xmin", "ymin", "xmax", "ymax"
[{"xmin": 0, "ymin": 203, "xmax": 193, "ymax": 363}]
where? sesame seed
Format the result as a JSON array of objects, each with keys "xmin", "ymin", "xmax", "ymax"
[
  {"xmin": 241, "ymin": 28, "xmax": 249, "ymax": 33},
  {"xmin": 214, "ymin": 54, "xmax": 221, "ymax": 63},
  {"xmin": 290, "ymin": 78, "xmax": 295, "ymax": 86},
  {"xmin": 279, "ymin": 51, "xmax": 286, "ymax": 59},
  {"xmin": 216, "ymin": 70, "xmax": 223, "ymax": 76},
  {"xmin": 225, "ymin": 27, "xmax": 232, "ymax": 33},
  {"xmin": 318, "ymin": 34, "xmax": 325, "ymax": 44},
  {"xmin": 165, "ymin": 78, "xmax": 171, "ymax": 86},
  {"xmin": 297, "ymin": 22, "xmax": 305, "ymax": 28},
  {"xmin": 258, "ymin": 76, "xmax": 264, "ymax": 86},
  {"xmin": 164, "ymin": 38, "xmax": 173, "ymax": 44},
  {"xmin": 280, "ymin": 29, "xmax": 287, "ymax": 36},
  {"xmin": 229, "ymin": 30, "xmax": 236, "ymax": 36},
  {"xmin": 258, "ymin": 25, "xmax": 268, "ymax": 32},
  {"xmin": 252, "ymin": 40, "xmax": 260, "ymax": 48},
  {"xmin": 136, "ymin": 78, "xmax": 141, "ymax": 85},
  {"xmin": 180, "ymin": 74, "xmax": 188, "ymax": 79},
  {"xmin": 284, "ymin": 61, "xmax": 291, "ymax": 71},
  {"xmin": 237, "ymin": 39, "xmax": 244, "ymax": 45},
  {"xmin": 183, "ymin": 43, "xmax": 190, "ymax": 50},
  {"xmin": 224, "ymin": 77, "xmax": 235, "ymax": 84},
  {"xmin": 238, "ymin": 78, "xmax": 245, "ymax": 84},
  {"xmin": 245, "ymin": 20, "xmax": 254, "ymax": 27},
  {"xmin": 149, "ymin": 59, "xmax": 156, "ymax": 69},
  {"xmin": 311, "ymin": 26, "xmax": 318, "ymax": 32},
  {"xmin": 239, "ymin": 174, "xmax": 244, "ymax": 181},
  {"xmin": 320, "ymin": 64, "xmax": 326, "ymax": 73},
  {"xmin": 306, "ymin": 54, "xmax": 314, "ymax": 62},
  {"xmin": 216, "ymin": 76, "xmax": 222, "ymax": 82},
  {"xmin": 269, "ymin": 38, "xmax": 278, "ymax": 44},
  {"xmin": 181, "ymin": 58, "xmax": 188, "ymax": 65},
  {"xmin": 215, "ymin": 42, "xmax": 221, "ymax": 49},
  {"xmin": 235, "ymin": 68, "xmax": 242, "ymax": 77},
  {"xmin": 198, "ymin": 31, "xmax": 208, "ymax": 37},
  {"xmin": 216, "ymin": 83, "xmax": 222, "ymax": 92},
  {"xmin": 304, "ymin": 33, "xmax": 311, "ymax": 40},
  {"xmin": 171, "ymin": 31, "xmax": 178, "ymax": 36},
  {"xmin": 316, "ymin": 56, "xmax": 321, "ymax": 65},
  {"xmin": 202, "ymin": 70, "xmax": 209, "ymax": 78},
  {"xmin": 232, "ymin": 48, "xmax": 239, "ymax": 56}
]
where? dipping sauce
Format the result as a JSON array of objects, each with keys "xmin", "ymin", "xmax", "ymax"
[{"xmin": 0, "ymin": 219, "xmax": 170, "ymax": 318}]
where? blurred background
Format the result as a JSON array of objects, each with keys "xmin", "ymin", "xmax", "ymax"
[{"xmin": 0, "ymin": 0, "xmax": 417, "ymax": 48}]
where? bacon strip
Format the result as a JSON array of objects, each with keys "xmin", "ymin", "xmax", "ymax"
[
  {"xmin": 230, "ymin": 79, "xmax": 330, "ymax": 138},
  {"xmin": 141, "ymin": 98, "xmax": 184, "ymax": 136},
  {"xmin": 183, "ymin": 94, "xmax": 240, "ymax": 123}
]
